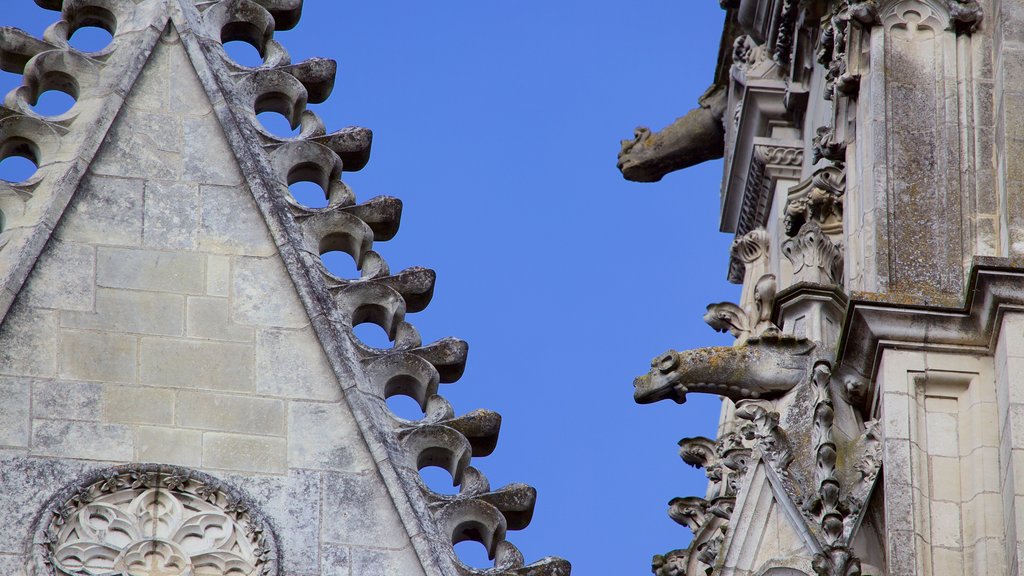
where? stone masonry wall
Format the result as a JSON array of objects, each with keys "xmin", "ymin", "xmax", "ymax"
[{"xmin": 0, "ymin": 24, "xmax": 425, "ymax": 576}]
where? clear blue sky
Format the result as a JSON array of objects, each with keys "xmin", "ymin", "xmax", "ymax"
[{"xmin": 0, "ymin": 2, "xmax": 738, "ymax": 573}]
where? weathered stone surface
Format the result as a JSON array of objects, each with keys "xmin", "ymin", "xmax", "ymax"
[
  {"xmin": 321, "ymin": 471, "xmax": 413, "ymax": 549},
  {"xmin": 136, "ymin": 426, "xmax": 202, "ymax": 467},
  {"xmin": 349, "ymin": 546, "xmax": 427, "ymax": 576},
  {"xmin": 30, "ymin": 379, "xmax": 101, "ymax": 421},
  {"xmin": 182, "ymin": 118, "xmax": 242, "ymax": 185},
  {"xmin": 203, "ymin": 432, "xmax": 287, "ymax": 473},
  {"xmin": 55, "ymin": 175, "xmax": 144, "ymax": 246},
  {"xmin": 0, "ymin": 304, "xmax": 57, "ymax": 378},
  {"xmin": 187, "ymin": 296, "xmax": 253, "ymax": 341},
  {"xmin": 20, "ymin": 240, "xmax": 94, "ymax": 311},
  {"xmin": 199, "ymin": 184, "xmax": 276, "ymax": 256},
  {"xmin": 139, "ymin": 337, "xmax": 253, "ymax": 391},
  {"xmin": 177, "ymin": 390, "xmax": 285, "ymax": 435},
  {"xmin": 31, "ymin": 419, "xmax": 132, "ymax": 460},
  {"xmin": 102, "ymin": 385, "xmax": 174, "ymax": 425},
  {"xmin": 97, "ymin": 247, "xmax": 205, "ymax": 294},
  {"xmin": 206, "ymin": 254, "xmax": 230, "ymax": 296},
  {"xmin": 0, "ymin": 379, "xmax": 29, "ymax": 447},
  {"xmin": 143, "ymin": 180, "xmax": 199, "ymax": 249},
  {"xmin": 229, "ymin": 470, "xmax": 322, "ymax": 574},
  {"xmin": 62, "ymin": 288, "xmax": 185, "ymax": 336},
  {"xmin": 59, "ymin": 329, "xmax": 137, "ymax": 383},
  {"xmin": 0, "ymin": 456, "xmax": 93, "ymax": 552},
  {"xmin": 288, "ymin": 401, "xmax": 371, "ymax": 472},
  {"xmin": 91, "ymin": 105, "xmax": 182, "ymax": 181},
  {"xmin": 257, "ymin": 327, "xmax": 341, "ymax": 400},
  {"xmin": 233, "ymin": 256, "xmax": 308, "ymax": 328}
]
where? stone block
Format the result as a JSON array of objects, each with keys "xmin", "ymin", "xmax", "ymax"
[
  {"xmin": 929, "ymin": 456, "xmax": 961, "ymax": 502},
  {"xmin": 186, "ymin": 296, "xmax": 252, "ymax": 341},
  {"xmin": 143, "ymin": 181, "xmax": 199, "ymax": 249},
  {"xmin": 321, "ymin": 471, "xmax": 412, "ymax": 549},
  {"xmin": 228, "ymin": 469, "xmax": 321, "ymax": 574},
  {"xmin": 349, "ymin": 546, "xmax": 425, "ymax": 576},
  {"xmin": 62, "ymin": 288, "xmax": 185, "ymax": 336},
  {"xmin": 182, "ymin": 117, "xmax": 242, "ymax": 185},
  {"xmin": 21, "ymin": 241, "xmax": 95, "ymax": 312},
  {"xmin": 206, "ymin": 255, "xmax": 230, "ymax": 296},
  {"xmin": 199, "ymin": 185, "xmax": 275, "ymax": 256},
  {"xmin": 0, "ymin": 456, "xmax": 92, "ymax": 552},
  {"xmin": 176, "ymin": 390, "xmax": 284, "ymax": 435},
  {"xmin": 0, "ymin": 554, "xmax": 28, "ymax": 576},
  {"xmin": 321, "ymin": 544, "xmax": 350, "ymax": 576},
  {"xmin": 288, "ymin": 402, "xmax": 372, "ymax": 472},
  {"xmin": 90, "ymin": 106, "xmax": 182, "ymax": 181},
  {"xmin": 0, "ymin": 379, "xmax": 29, "ymax": 447},
  {"xmin": 0, "ymin": 304, "xmax": 57, "ymax": 378},
  {"xmin": 102, "ymin": 385, "xmax": 174, "ymax": 425},
  {"xmin": 54, "ymin": 175, "xmax": 144, "ymax": 246},
  {"xmin": 127, "ymin": 39, "xmax": 169, "ymax": 112},
  {"xmin": 232, "ymin": 256, "xmax": 308, "ymax": 328},
  {"xmin": 140, "ymin": 337, "xmax": 253, "ymax": 391},
  {"xmin": 257, "ymin": 327, "xmax": 340, "ymax": 400},
  {"xmin": 59, "ymin": 329, "xmax": 137, "ymax": 383},
  {"xmin": 136, "ymin": 426, "xmax": 202, "ymax": 467},
  {"xmin": 97, "ymin": 247, "xmax": 205, "ymax": 294},
  {"xmin": 31, "ymin": 379, "xmax": 101, "ymax": 421},
  {"xmin": 169, "ymin": 37, "xmax": 212, "ymax": 116},
  {"xmin": 202, "ymin": 432, "xmax": 286, "ymax": 473},
  {"xmin": 32, "ymin": 419, "xmax": 132, "ymax": 460}
]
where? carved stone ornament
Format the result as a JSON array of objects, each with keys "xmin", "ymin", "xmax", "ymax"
[
  {"xmin": 704, "ymin": 273, "xmax": 779, "ymax": 342},
  {"xmin": 736, "ymin": 403, "xmax": 792, "ymax": 471},
  {"xmin": 668, "ymin": 497, "xmax": 709, "ymax": 534},
  {"xmin": 34, "ymin": 464, "xmax": 278, "ymax": 576},
  {"xmin": 812, "ymin": 126, "xmax": 846, "ymax": 164},
  {"xmin": 784, "ymin": 166, "xmax": 846, "ymax": 238},
  {"xmin": 782, "ymin": 222, "xmax": 844, "ymax": 286},
  {"xmin": 652, "ymin": 549, "xmax": 690, "ymax": 576}
]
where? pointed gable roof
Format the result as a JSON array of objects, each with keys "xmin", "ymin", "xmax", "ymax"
[{"xmin": 0, "ymin": 1, "xmax": 569, "ymax": 574}]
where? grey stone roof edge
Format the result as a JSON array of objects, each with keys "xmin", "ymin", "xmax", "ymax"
[
  {"xmin": 835, "ymin": 256, "xmax": 1024, "ymax": 409},
  {"xmin": 0, "ymin": 1, "xmax": 570, "ymax": 574}
]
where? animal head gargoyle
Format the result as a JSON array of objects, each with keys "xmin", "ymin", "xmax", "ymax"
[
  {"xmin": 704, "ymin": 274, "xmax": 779, "ymax": 343},
  {"xmin": 633, "ymin": 334, "xmax": 817, "ymax": 405}
]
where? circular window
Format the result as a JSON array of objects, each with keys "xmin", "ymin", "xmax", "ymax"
[{"xmin": 36, "ymin": 464, "xmax": 279, "ymax": 576}]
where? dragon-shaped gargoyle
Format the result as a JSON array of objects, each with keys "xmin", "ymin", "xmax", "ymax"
[{"xmin": 634, "ymin": 274, "xmax": 816, "ymax": 404}]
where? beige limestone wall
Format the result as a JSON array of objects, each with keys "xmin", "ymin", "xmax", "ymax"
[{"xmin": 0, "ymin": 25, "xmax": 425, "ymax": 576}]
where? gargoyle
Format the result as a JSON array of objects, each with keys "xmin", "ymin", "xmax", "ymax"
[
  {"xmin": 617, "ymin": 84, "xmax": 728, "ymax": 183},
  {"xmin": 633, "ymin": 333, "xmax": 816, "ymax": 404}
]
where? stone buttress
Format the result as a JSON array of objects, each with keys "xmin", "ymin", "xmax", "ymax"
[
  {"xmin": 619, "ymin": 0, "xmax": 1024, "ymax": 573},
  {"xmin": 0, "ymin": 1, "xmax": 569, "ymax": 575}
]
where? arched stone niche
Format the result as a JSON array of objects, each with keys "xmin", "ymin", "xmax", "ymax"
[{"xmin": 31, "ymin": 464, "xmax": 280, "ymax": 576}]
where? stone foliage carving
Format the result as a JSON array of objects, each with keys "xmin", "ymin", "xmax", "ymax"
[
  {"xmin": 782, "ymin": 223, "xmax": 844, "ymax": 285},
  {"xmin": 736, "ymin": 403, "xmax": 792, "ymax": 471},
  {"xmin": 705, "ymin": 274, "xmax": 779, "ymax": 342},
  {"xmin": 35, "ymin": 464, "xmax": 279, "ymax": 576}
]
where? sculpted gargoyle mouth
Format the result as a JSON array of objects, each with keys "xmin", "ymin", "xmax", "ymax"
[{"xmin": 633, "ymin": 351, "xmax": 689, "ymax": 404}]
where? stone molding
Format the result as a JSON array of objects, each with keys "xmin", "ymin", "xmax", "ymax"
[{"xmin": 836, "ymin": 257, "xmax": 1024, "ymax": 408}]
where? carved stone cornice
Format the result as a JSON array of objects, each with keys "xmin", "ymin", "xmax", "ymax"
[
  {"xmin": 728, "ymin": 141, "xmax": 803, "ymax": 283},
  {"xmin": 836, "ymin": 258, "xmax": 1024, "ymax": 410}
]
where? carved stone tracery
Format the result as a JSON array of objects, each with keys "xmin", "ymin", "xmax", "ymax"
[{"xmin": 36, "ymin": 465, "xmax": 279, "ymax": 576}]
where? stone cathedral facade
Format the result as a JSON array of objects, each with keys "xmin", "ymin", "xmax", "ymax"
[
  {"xmin": 618, "ymin": 0, "xmax": 1023, "ymax": 573},
  {"xmin": 0, "ymin": 1, "xmax": 570, "ymax": 575}
]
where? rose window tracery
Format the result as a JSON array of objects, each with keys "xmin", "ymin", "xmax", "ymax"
[{"xmin": 36, "ymin": 465, "xmax": 277, "ymax": 576}]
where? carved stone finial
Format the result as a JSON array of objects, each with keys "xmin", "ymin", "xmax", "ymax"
[{"xmin": 782, "ymin": 223, "xmax": 844, "ymax": 285}]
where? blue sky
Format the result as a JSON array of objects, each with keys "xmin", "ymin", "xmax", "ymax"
[{"xmin": 0, "ymin": 2, "xmax": 738, "ymax": 573}]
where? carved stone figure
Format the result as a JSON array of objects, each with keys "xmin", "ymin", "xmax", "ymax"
[
  {"xmin": 617, "ymin": 85, "xmax": 728, "ymax": 182},
  {"xmin": 632, "ymin": 333, "xmax": 816, "ymax": 405}
]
